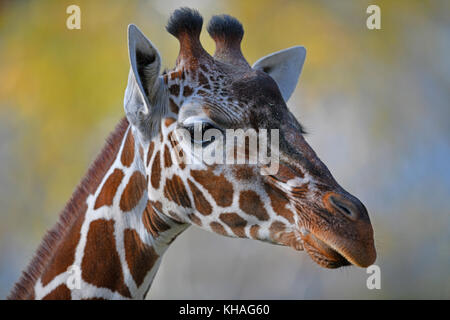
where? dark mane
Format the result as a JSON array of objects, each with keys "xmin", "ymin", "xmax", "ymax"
[{"xmin": 8, "ymin": 117, "xmax": 130, "ymax": 299}]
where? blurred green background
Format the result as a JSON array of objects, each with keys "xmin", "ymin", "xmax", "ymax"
[{"xmin": 0, "ymin": 0, "xmax": 449, "ymax": 299}]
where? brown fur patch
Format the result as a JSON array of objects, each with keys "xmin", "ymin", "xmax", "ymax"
[
  {"xmin": 8, "ymin": 118, "xmax": 130, "ymax": 300},
  {"xmin": 121, "ymin": 129, "xmax": 135, "ymax": 167},
  {"xmin": 198, "ymin": 72, "xmax": 208, "ymax": 86},
  {"xmin": 170, "ymin": 69, "xmax": 184, "ymax": 80},
  {"xmin": 81, "ymin": 219, "xmax": 131, "ymax": 298},
  {"xmin": 264, "ymin": 184, "xmax": 294, "ymax": 223},
  {"xmin": 124, "ymin": 228, "xmax": 159, "ymax": 287},
  {"xmin": 120, "ymin": 171, "xmax": 146, "ymax": 212},
  {"xmin": 163, "ymin": 175, "xmax": 192, "ymax": 208},
  {"xmin": 179, "ymin": 153, "xmax": 186, "ymax": 169},
  {"xmin": 250, "ymin": 225, "xmax": 260, "ymax": 239},
  {"xmin": 41, "ymin": 211, "xmax": 86, "ymax": 286},
  {"xmin": 150, "ymin": 151, "xmax": 161, "ymax": 189},
  {"xmin": 182, "ymin": 86, "xmax": 194, "ymax": 97},
  {"xmin": 42, "ymin": 284, "xmax": 71, "ymax": 300},
  {"xmin": 94, "ymin": 169, "xmax": 124, "ymax": 209},
  {"xmin": 269, "ymin": 221, "xmax": 288, "ymax": 243},
  {"xmin": 169, "ymin": 84, "xmax": 180, "ymax": 96},
  {"xmin": 210, "ymin": 222, "xmax": 227, "ymax": 236},
  {"xmin": 169, "ymin": 98, "xmax": 179, "ymax": 114},
  {"xmin": 233, "ymin": 165, "xmax": 256, "ymax": 181},
  {"xmin": 163, "ymin": 144, "xmax": 173, "ymax": 168},
  {"xmin": 191, "ymin": 170, "xmax": 233, "ymax": 207},
  {"xmin": 187, "ymin": 179, "xmax": 212, "ymax": 216},
  {"xmin": 275, "ymin": 164, "xmax": 302, "ymax": 181},
  {"xmin": 188, "ymin": 213, "xmax": 202, "ymax": 226},
  {"xmin": 164, "ymin": 117, "xmax": 176, "ymax": 128},
  {"xmin": 146, "ymin": 141, "xmax": 155, "ymax": 167},
  {"xmin": 150, "ymin": 200, "xmax": 163, "ymax": 212},
  {"xmin": 239, "ymin": 190, "xmax": 269, "ymax": 221},
  {"xmin": 168, "ymin": 131, "xmax": 177, "ymax": 149},
  {"xmin": 219, "ymin": 213, "xmax": 247, "ymax": 237},
  {"xmin": 142, "ymin": 201, "xmax": 171, "ymax": 238},
  {"xmin": 171, "ymin": 139, "xmax": 186, "ymax": 169}
]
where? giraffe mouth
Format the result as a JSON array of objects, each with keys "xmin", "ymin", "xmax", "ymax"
[{"xmin": 299, "ymin": 228, "xmax": 352, "ymax": 269}]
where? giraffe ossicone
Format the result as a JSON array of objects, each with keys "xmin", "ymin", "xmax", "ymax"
[{"xmin": 9, "ymin": 7, "xmax": 376, "ymax": 300}]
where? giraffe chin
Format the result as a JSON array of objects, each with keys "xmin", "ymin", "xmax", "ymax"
[{"xmin": 300, "ymin": 231, "xmax": 352, "ymax": 269}]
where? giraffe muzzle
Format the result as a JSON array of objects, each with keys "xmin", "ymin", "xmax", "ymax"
[
  {"xmin": 299, "ymin": 227, "xmax": 376, "ymax": 269},
  {"xmin": 293, "ymin": 191, "xmax": 377, "ymax": 269},
  {"xmin": 301, "ymin": 232, "xmax": 351, "ymax": 268}
]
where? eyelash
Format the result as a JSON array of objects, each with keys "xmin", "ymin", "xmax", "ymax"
[{"xmin": 185, "ymin": 122, "xmax": 220, "ymax": 147}]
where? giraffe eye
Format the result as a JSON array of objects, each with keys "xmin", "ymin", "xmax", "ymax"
[{"xmin": 185, "ymin": 122, "xmax": 219, "ymax": 147}]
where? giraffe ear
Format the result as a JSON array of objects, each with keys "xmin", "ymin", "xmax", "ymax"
[
  {"xmin": 124, "ymin": 24, "xmax": 166, "ymax": 138},
  {"xmin": 252, "ymin": 46, "xmax": 306, "ymax": 102}
]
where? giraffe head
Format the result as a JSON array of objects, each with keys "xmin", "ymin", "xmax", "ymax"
[{"xmin": 124, "ymin": 8, "xmax": 376, "ymax": 269}]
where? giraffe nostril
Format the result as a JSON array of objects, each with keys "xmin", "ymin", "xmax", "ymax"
[
  {"xmin": 335, "ymin": 201, "xmax": 352, "ymax": 216},
  {"xmin": 328, "ymin": 194, "xmax": 360, "ymax": 221}
]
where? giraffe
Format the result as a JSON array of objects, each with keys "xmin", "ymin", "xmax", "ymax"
[{"xmin": 9, "ymin": 8, "xmax": 376, "ymax": 300}]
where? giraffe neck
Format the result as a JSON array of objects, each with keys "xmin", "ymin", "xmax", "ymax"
[{"xmin": 9, "ymin": 118, "xmax": 188, "ymax": 300}]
